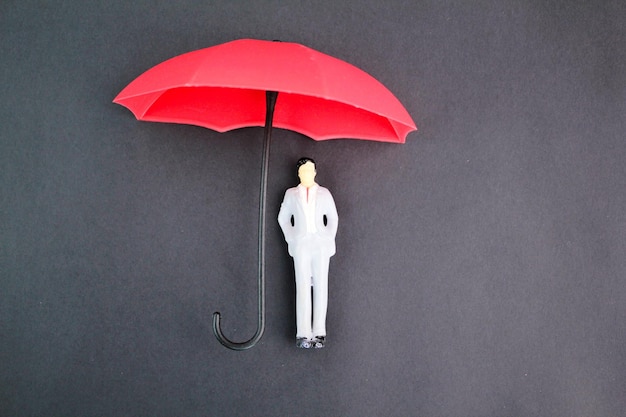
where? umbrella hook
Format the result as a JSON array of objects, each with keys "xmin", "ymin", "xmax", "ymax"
[{"xmin": 212, "ymin": 91, "xmax": 278, "ymax": 350}]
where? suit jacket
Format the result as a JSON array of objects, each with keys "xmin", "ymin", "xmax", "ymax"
[{"xmin": 278, "ymin": 184, "xmax": 338, "ymax": 258}]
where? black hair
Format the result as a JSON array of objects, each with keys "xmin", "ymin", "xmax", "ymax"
[{"xmin": 296, "ymin": 157, "xmax": 316, "ymax": 173}]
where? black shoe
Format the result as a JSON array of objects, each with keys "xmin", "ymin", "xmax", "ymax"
[
  {"xmin": 296, "ymin": 337, "xmax": 312, "ymax": 349},
  {"xmin": 313, "ymin": 336, "xmax": 325, "ymax": 348}
]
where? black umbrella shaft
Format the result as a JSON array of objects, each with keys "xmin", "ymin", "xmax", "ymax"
[
  {"xmin": 212, "ymin": 91, "xmax": 278, "ymax": 350},
  {"xmin": 256, "ymin": 90, "xmax": 278, "ymax": 334}
]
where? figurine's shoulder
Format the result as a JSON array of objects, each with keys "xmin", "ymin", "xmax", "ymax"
[
  {"xmin": 283, "ymin": 185, "xmax": 332, "ymax": 196},
  {"xmin": 316, "ymin": 186, "xmax": 333, "ymax": 196},
  {"xmin": 282, "ymin": 187, "xmax": 300, "ymax": 201}
]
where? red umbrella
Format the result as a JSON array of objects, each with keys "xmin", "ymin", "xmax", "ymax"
[{"xmin": 114, "ymin": 38, "xmax": 416, "ymax": 350}]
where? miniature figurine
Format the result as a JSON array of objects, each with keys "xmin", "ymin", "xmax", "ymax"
[{"xmin": 278, "ymin": 158, "xmax": 338, "ymax": 349}]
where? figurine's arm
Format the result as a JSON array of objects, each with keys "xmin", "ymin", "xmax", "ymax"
[
  {"xmin": 319, "ymin": 189, "xmax": 338, "ymax": 240},
  {"xmin": 277, "ymin": 191, "xmax": 297, "ymax": 245}
]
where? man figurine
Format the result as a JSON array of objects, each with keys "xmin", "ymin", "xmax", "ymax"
[{"xmin": 278, "ymin": 157, "xmax": 338, "ymax": 349}]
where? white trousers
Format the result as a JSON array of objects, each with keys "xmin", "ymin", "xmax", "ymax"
[{"xmin": 293, "ymin": 238, "xmax": 330, "ymax": 340}]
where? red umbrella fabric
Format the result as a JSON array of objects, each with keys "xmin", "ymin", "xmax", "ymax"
[
  {"xmin": 114, "ymin": 38, "xmax": 416, "ymax": 142},
  {"xmin": 114, "ymin": 39, "xmax": 416, "ymax": 350}
]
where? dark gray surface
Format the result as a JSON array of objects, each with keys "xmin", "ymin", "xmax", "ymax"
[{"xmin": 2, "ymin": 1, "xmax": 626, "ymax": 416}]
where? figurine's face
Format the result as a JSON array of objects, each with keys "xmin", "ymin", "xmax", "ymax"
[{"xmin": 298, "ymin": 161, "xmax": 317, "ymax": 188}]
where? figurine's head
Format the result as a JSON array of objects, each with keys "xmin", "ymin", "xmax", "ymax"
[{"xmin": 296, "ymin": 157, "xmax": 317, "ymax": 188}]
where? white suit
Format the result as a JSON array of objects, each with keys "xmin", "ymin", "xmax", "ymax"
[{"xmin": 278, "ymin": 183, "xmax": 338, "ymax": 340}]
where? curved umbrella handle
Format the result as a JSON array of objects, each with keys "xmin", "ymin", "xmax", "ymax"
[{"xmin": 212, "ymin": 91, "xmax": 278, "ymax": 350}]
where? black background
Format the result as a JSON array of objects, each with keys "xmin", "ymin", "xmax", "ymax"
[{"xmin": 2, "ymin": 1, "xmax": 626, "ymax": 416}]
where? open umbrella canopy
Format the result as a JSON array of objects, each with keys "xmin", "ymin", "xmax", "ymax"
[{"xmin": 113, "ymin": 39, "xmax": 416, "ymax": 142}]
